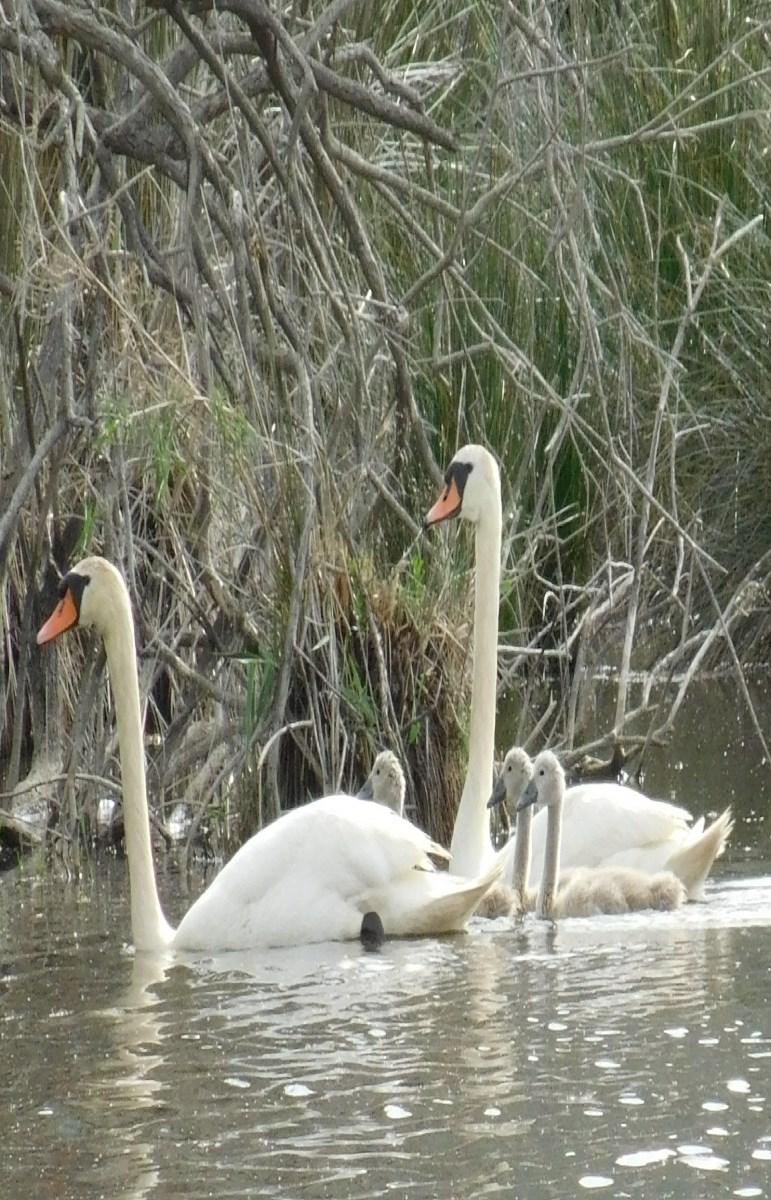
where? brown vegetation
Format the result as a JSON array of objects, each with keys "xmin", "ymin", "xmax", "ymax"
[{"xmin": 1, "ymin": 1, "xmax": 769, "ymax": 859}]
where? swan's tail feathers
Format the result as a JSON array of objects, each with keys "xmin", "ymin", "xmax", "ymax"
[
  {"xmin": 665, "ymin": 808, "xmax": 734, "ymax": 901},
  {"xmin": 409, "ymin": 862, "xmax": 505, "ymax": 935},
  {"xmin": 647, "ymin": 871, "xmax": 688, "ymax": 911}
]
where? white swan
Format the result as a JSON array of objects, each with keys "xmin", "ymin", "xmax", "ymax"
[
  {"xmin": 37, "ymin": 557, "xmax": 502, "ymax": 952},
  {"xmin": 425, "ymin": 444, "xmax": 501, "ymax": 877},
  {"xmin": 356, "ymin": 750, "xmax": 405, "ymax": 816},
  {"xmin": 427, "ymin": 445, "xmax": 732, "ymax": 898},
  {"xmin": 511, "ymin": 750, "xmax": 687, "ymax": 919}
]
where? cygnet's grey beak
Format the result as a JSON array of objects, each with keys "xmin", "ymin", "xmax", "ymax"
[
  {"xmin": 487, "ymin": 774, "xmax": 507, "ymax": 810},
  {"xmin": 357, "ymin": 778, "xmax": 374, "ymax": 800},
  {"xmin": 517, "ymin": 778, "xmax": 539, "ymax": 811}
]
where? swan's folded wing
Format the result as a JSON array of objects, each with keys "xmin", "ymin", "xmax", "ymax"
[
  {"xmin": 173, "ymin": 794, "xmax": 449, "ymax": 949},
  {"xmin": 307, "ymin": 795, "xmax": 449, "ymax": 885}
]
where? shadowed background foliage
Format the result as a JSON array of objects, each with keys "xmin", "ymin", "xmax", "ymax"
[{"xmin": 0, "ymin": 0, "xmax": 769, "ymax": 859}]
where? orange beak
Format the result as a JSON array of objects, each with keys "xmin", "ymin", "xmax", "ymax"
[
  {"xmin": 37, "ymin": 589, "xmax": 79, "ymax": 645},
  {"xmin": 424, "ymin": 477, "xmax": 463, "ymax": 527}
]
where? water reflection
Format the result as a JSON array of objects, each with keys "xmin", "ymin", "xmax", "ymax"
[{"xmin": 2, "ymin": 860, "xmax": 770, "ymax": 1200}]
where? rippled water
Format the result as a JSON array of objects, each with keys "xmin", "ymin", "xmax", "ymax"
[{"xmin": 2, "ymin": 855, "xmax": 770, "ymax": 1200}]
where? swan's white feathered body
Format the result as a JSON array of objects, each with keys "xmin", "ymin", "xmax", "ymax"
[
  {"xmin": 519, "ymin": 781, "xmax": 731, "ymax": 900},
  {"xmin": 173, "ymin": 794, "xmax": 490, "ymax": 950},
  {"xmin": 528, "ymin": 782, "xmax": 689, "ymax": 874},
  {"xmin": 37, "ymin": 557, "xmax": 501, "ymax": 952}
]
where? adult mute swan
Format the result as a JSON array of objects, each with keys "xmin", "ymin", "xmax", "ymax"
[
  {"xmin": 426, "ymin": 444, "xmax": 732, "ymax": 899},
  {"xmin": 37, "ymin": 557, "xmax": 502, "ymax": 952},
  {"xmin": 425, "ymin": 444, "xmax": 501, "ymax": 877},
  {"xmin": 502, "ymin": 750, "xmax": 687, "ymax": 920},
  {"xmin": 357, "ymin": 750, "xmax": 405, "ymax": 816}
]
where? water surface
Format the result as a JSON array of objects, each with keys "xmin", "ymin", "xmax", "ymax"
[{"xmin": 3, "ymin": 853, "xmax": 770, "ymax": 1200}]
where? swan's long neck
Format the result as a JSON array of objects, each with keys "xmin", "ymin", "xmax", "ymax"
[
  {"xmin": 511, "ymin": 803, "xmax": 533, "ymax": 910},
  {"xmin": 104, "ymin": 599, "xmax": 174, "ymax": 951},
  {"xmin": 537, "ymin": 790, "xmax": 562, "ymax": 920},
  {"xmin": 450, "ymin": 501, "xmax": 501, "ymax": 876}
]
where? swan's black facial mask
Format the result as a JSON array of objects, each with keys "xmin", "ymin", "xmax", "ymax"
[
  {"xmin": 60, "ymin": 571, "xmax": 90, "ymax": 611},
  {"xmin": 424, "ymin": 460, "xmax": 474, "ymax": 526},
  {"xmin": 36, "ymin": 571, "xmax": 90, "ymax": 645}
]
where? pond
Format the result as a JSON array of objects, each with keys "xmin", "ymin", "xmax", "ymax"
[
  {"xmin": 2, "ymin": 671, "xmax": 770, "ymax": 1200},
  {"xmin": 2, "ymin": 850, "xmax": 770, "ymax": 1199}
]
